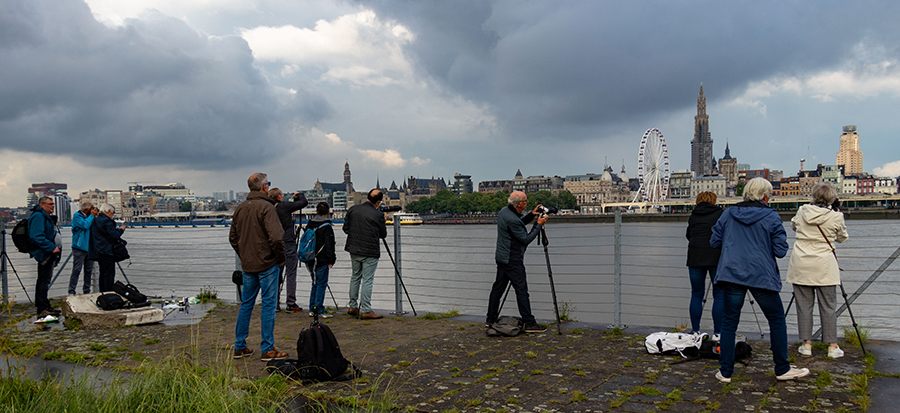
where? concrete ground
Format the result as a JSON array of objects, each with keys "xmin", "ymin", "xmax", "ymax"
[{"xmin": 3, "ymin": 301, "xmax": 890, "ymax": 412}]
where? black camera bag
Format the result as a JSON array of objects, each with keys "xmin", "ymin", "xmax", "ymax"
[
  {"xmin": 97, "ymin": 293, "xmax": 126, "ymax": 311},
  {"xmin": 113, "ymin": 281, "xmax": 147, "ymax": 304}
]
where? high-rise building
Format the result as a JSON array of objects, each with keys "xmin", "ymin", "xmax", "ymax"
[
  {"xmin": 452, "ymin": 173, "xmax": 474, "ymax": 195},
  {"xmin": 836, "ymin": 125, "xmax": 863, "ymax": 175},
  {"xmin": 691, "ymin": 85, "xmax": 715, "ymax": 176}
]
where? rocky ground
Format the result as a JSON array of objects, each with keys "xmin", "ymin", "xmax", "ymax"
[{"xmin": 2, "ymin": 299, "xmax": 879, "ymax": 412}]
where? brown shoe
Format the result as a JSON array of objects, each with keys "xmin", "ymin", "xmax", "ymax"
[
  {"xmin": 233, "ymin": 348, "xmax": 253, "ymax": 359},
  {"xmin": 347, "ymin": 307, "xmax": 359, "ymax": 316},
  {"xmin": 359, "ymin": 311, "xmax": 383, "ymax": 320},
  {"xmin": 260, "ymin": 350, "xmax": 288, "ymax": 361}
]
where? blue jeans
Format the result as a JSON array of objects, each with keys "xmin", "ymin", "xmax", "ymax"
[
  {"xmin": 348, "ymin": 254, "xmax": 378, "ymax": 313},
  {"xmin": 689, "ymin": 267, "xmax": 722, "ymax": 334},
  {"xmin": 307, "ymin": 264, "xmax": 330, "ymax": 314},
  {"xmin": 718, "ymin": 281, "xmax": 790, "ymax": 378},
  {"xmin": 234, "ymin": 264, "xmax": 279, "ymax": 353},
  {"xmin": 68, "ymin": 248, "xmax": 92, "ymax": 295}
]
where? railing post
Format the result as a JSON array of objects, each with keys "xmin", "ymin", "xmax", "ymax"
[
  {"xmin": 1, "ymin": 223, "xmax": 8, "ymax": 304},
  {"xmin": 391, "ymin": 219, "xmax": 404, "ymax": 315},
  {"xmin": 614, "ymin": 210, "xmax": 622, "ymax": 328}
]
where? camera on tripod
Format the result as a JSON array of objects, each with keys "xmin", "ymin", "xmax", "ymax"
[{"xmin": 538, "ymin": 206, "xmax": 558, "ymax": 216}]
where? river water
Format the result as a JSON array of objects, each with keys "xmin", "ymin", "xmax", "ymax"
[{"xmin": 3, "ymin": 219, "xmax": 898, "ymax": 340}]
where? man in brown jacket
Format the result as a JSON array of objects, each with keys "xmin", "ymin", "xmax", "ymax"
[{"xmin": 229, "ymin": 172, "xmax": 288, "ymax": 361}]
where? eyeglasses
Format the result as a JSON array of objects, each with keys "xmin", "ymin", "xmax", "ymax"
[{"xmin": 264, "ymin": 182, "xmax": 272, "ymax": 187}]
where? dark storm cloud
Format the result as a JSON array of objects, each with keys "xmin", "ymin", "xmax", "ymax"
[
  {"xmin": 0, "ymin": 0, "xmax": 331, "ymax": 169},
  {"xmin": 367, "ymin": 0, "xmax": 900, "ymax": 139}
]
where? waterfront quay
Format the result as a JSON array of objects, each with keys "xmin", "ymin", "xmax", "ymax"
[{"xmin": 4, "ymin": 301, "xmax": 895, "ymax": 413}]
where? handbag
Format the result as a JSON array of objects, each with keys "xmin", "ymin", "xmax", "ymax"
[{"xmin": 112, "ymin": 239, "xmax": 130, "ymax": 262}]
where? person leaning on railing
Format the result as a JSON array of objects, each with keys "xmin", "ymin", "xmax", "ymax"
[
  {"xmin": 710, "ymin": 177, "xmax": 809, "ymax": 383},
  {"xmin": 785, "ymin": 182, "xmax": 848, "ymax": 359}
]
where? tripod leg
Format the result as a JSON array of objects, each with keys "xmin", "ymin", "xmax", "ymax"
[
  {"xmin": 541, "ymin": 228, "xmax": 562, "ymax": 335},
  {"xmin": 839, "ymin": 283, "xmax": 866, "ymax": 355},
  {"xmin": 382, "ymin": 238, "xmax": 416, "ymax": 316},
  {"xmin": 747, "ymin": 295, "xmax": 764, "ymax": 339},
  {"xmin": 2, "ymin": 252, "xmax": 32, "ymax": 303},
  {"xmin": 498, "ymin": 283, "xmax": 511, "ymax": 314},
  {"xmin": 784, "ymin": 292, "xmax": 795, "ymax": 318}
]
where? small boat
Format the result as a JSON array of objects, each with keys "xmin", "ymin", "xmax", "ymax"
[{"xmin": 386, "ymin": 212, "xmax": 423, "ymax": 225}]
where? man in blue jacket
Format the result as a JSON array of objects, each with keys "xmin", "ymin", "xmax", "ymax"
[
  {"xmin": 710, "ymin": 177, "xmax": 809, "ymax": 383},
  {"xmin": 28, "ymin": 196, "xmax": 62, "ymax": 316},
  {"xmin": 485, "ymin": 191, "xmax": 548, "ymax": 333},
  {"xmin": 68, "ymin": 202, "xmax": 97, "ymax": 295}
]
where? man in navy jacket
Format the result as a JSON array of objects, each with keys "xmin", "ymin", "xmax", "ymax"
[{"xmin": 28, "ymin": 196, "xmax": 61, "ymax": 316}]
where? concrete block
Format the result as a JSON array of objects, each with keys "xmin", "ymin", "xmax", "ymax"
[{"xmin": 61, "ymin": 293, "xmax": 164, "ymax": 329}]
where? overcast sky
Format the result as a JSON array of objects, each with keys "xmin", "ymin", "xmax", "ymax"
[{"xmin": 2, "ymin": 0, "xmax": 899, "ymax": 207}]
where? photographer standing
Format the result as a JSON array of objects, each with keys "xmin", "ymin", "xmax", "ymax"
[
  {"xmin": 343, "ymin": 189, "xmax": 387, "ymax": 319},
  {"xmin": 485, "ymin": 191, "xmax": 548, "ymax": 333},
  {"xmin": 269, "ymin": 188, "xmax": 308, "ymax": 313},
  {"xmin": 89, "ymin": 203, "xmax": 125, "ymax": 292},
  {"xmin": 28, "ymin": 196, "xmax": 62, "ymax": 317}
]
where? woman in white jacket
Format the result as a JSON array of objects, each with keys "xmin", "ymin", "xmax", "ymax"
[{"xmin": 786, "ymin": 182, "xmax": 848, "ymax": 359}]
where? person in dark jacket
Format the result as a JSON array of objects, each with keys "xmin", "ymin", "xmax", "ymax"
[
  {"xmin": 343, "ymin": 189, "xmax": 388, "ymax": 319},
  {"xmin": 485, "ymin": 191, "xmax": 548, "ymax": 333},
  {"xmin": 685, "ymin": 191, "xmax": 723, "ymax": 339},
  {"xmin": 306, "ymin": 202, "xmax": 336, "ymax": 318},
  {"xmin": 269, "ymin": 187, "xmax": 308, "ymax": 313},
  {"xmin": 28, "ymin": 196, "xmax": 62, "ymax": 316},
  {"xmin": 229, "ymin": 173, "xmax": 288, "ymax": 361},
  {"xmin": 710, "ymin": 177, "xmax": 808, "ymax": 383},
  {"xmin": 88, "ymin": 203, "xmax": 125, "ymax": 292}
]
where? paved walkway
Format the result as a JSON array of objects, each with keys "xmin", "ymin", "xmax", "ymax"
[{"xmin": 6, "ymin": 302, "xmax": 894, "ymax": 412}]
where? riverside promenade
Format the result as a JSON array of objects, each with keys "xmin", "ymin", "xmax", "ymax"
[{"xmin": 5, "ymin": 301, "xmax": 894, "ymax": 413}]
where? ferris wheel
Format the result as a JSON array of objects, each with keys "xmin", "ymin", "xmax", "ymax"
[{"xmin": 636, "ymin": 128, "xmax": 670, "ymax": 203}]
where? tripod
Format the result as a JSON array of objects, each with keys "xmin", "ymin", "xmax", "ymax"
[
  {"xmin": 498, "ymin": 221, "xmax": 562, "ymax": 335},
  {"xmin": 381, "ymin": 238, "xmax": 417, "ymax": 316}
]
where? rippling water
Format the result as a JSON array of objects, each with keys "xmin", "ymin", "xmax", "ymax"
[{"xmin": 3, "ymin": 219, "xmax": 898, "ymax": 340}]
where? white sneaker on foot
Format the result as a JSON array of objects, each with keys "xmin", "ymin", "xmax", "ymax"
[
  {"xmin": 712, "ymin": 333, "xmax": 721, "ymax": 342},
  {"xmin": 776, "ymin": 367, "xmax": 810, "ymax": 381},
  {"xmin": 798, "ymin": 343, "xmax": 812, "ymax": 356},
  {"xmin": 715, "ymin": 371, "xmax": 731, "ymax": 383},
  {"xmin": 828, "ymin": 346, "xmax": 844, "ymax": 359}
]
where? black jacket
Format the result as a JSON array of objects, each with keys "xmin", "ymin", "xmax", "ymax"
[
  {"xmin": 343, "ymin": 201, "xmax": 387, "ymax": 258},
  {"xmin": 685, "ymin": 202, "xmax": 724, "ymax": 267},
  {"xmin": 306, "ymin": 216, "xmax": 336, "ymax": 269},
  {"xmin": 275, "ymin": 195, "xmax": 308, "ymax": 244},
  {"xmin": 89, "ymin": 214, "xmax": 123, "ymax": 260}
]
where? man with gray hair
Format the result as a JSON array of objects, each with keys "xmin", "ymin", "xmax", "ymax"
[
  {"xmin": 69, "ymin": 202, "xmax": 97, "ymax": 295},
  {"xmin": 230, "ymin": 173, "xmax": 288, "ymax": 361},
  {"xmin": 89, "ymin": 203, "xmax": 126, "ymax": 292},
  {"xmin": 485, "ymin": 191, "xmax": 548, "ymax": 333},
  {"xmin": 28, "ymin": 196, "xmax": 62, "ymax": 317}
]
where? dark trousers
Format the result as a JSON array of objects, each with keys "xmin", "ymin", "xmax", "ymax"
[
  {"xmin": 97, "ymin": 258, "xmax": 116, "ymax": 292},
  {"xmin": 35, "ymin": 261, "xmax": 54, "ymax": 313},
  {"xmin": 486, "ymin": 262, "xmax": 536, "ymax": 326}
]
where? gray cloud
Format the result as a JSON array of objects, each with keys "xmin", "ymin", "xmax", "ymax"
[
  {"xmin": 0, "ymin": 0, "xmax": 331, "ymax": 169},
  {"xmin": 366, "ymin": 1, "xmax": 900, "ymax": 140}
]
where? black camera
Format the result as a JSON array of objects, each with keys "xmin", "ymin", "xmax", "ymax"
[
  {"xmin": 379, "ymin": 205, "xmax": 403, "ymax": 213},
  {"xmin": 538, "ymin": 206, "xmax": 558, "ymax": 215},
  {"xmin": 831, "ymin": 199, "xmax": 841, "ymax": 211}
]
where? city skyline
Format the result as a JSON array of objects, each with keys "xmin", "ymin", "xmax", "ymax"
[{"xmin": 2, "ymin": 1, "xmax": 900, "ymax": 207}]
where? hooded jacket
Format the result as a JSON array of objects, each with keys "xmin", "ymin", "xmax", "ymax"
[
  {"xmin": 229, "ymin": 191, "xmax": 285, "ymax": 272},
  {"xmin": 27, "ymin": 204, "xmax": 60, "ymax": 263},
  {"xmin": 710, "ymin": 201, "xmax": 788, "ymax": 292},
  {"xmin": 343, "ymin": 201, "xmax": 386, "ymax": 258},
  {"xmin": 785, "ymin": 204, "xmax": 848, "ymax": 286},
  {"xmin": 305, "ymin": 215, "xmax": 336, "ymax": 269},
  {"xmin": 685, "ymin": 202, "xmax": 723, "ymax": 267},
  {"xmin": 274, "ymin": 194, "xmax": 308, "ymax": 244},
  {"xmin": 71, "ymin": 210, "xmax": 94, "ymax": 252},
  {"xmin": 88, "ymin": 213, "xmax": 123, "ymax": 260}
]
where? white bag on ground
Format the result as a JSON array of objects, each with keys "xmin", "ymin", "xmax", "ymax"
[{"xmin": 645, "ymin": 332, "xmax": 705, "ymax": 358}]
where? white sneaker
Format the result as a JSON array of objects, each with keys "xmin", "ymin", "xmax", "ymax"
[
  {"xmin": 798, "ymin": 343, "xmax": 812, "ymax": 356},
  {"xmin": 776, "ymin": 367, "xmax": 810, "ymax": 381},
  {"xmin": 828, "ymin": 346, "xmax": 844, "ymax": 359},
  {"xmin": 712, "ymin": 333, "xmax": 721, "ymax": 342},
  {"xmin": 715, "ymin": 371, "xmax": 731, "ymax": 383},
  {"xmin": 320, "ymin": 313, "xmax": 334, "ymax": 319}
]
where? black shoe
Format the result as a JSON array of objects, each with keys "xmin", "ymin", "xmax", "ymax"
[
  {"xmin": 286, "ymin": 304, "xmax": 303, "ymax": 313},
  {"xmin": 524, "ymin": 323, "xmax": 548, "ymax": 333}
]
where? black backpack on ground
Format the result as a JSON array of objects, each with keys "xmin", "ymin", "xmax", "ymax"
[
  {"xmin": 265, "ymin": 319, "xmax": 359, "ymax": 382},
  {"xmin": 113, "ymin": 281, "xmax": 147, "ymax": 304},
  {"xmin": 672, "ymin": 337, "xmax": 753, "ymax": 366},
  {"xmin": 11, "ymin": 219, "xmax": 32, "ymax": 254},
  {"xmin": 96, "ymin": 293, "xmax": 126, "ymax": 311}
]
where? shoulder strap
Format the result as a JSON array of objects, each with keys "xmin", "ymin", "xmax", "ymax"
[{"xmin": 816, "ymin": 225, "xmax": 843, "ymax": 271}]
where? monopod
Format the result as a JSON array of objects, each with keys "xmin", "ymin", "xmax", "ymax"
[{"xmin": 381, "ymin": 238, "xmax": 417, "ymax": 316}]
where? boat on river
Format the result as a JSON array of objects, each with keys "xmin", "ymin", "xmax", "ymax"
[{"xmin": 386, "ymin": 212, "xmax": 423, "ymax": 225}]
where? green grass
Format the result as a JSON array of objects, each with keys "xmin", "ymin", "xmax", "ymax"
[
  {"xmin": 144, "ymin": 338, "xmax": 161, "ymax": 345},
  {"xmin": 197, "ymin": 285, "xmax": 218, "ymax": 303},
  {"xmin": 843, "ymin": 325, "xmax": 871, "ymax": 348}
]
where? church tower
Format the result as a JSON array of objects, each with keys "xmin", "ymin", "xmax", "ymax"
[
  {"xmin": 343, "ymin": 160, "xmax": 354, "ymax": 193},
  {"xmin": 691, "ymin": 85, "xmax": 715, "ymax": 176}
]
